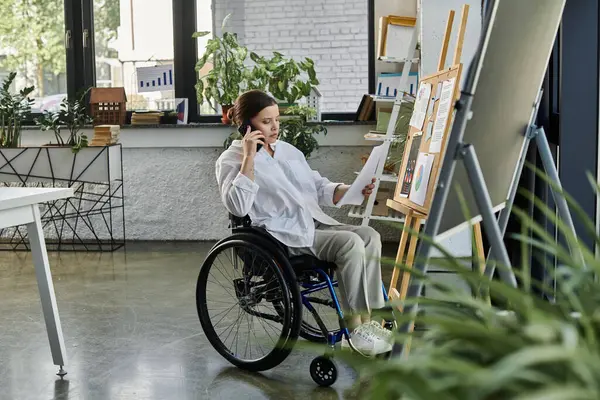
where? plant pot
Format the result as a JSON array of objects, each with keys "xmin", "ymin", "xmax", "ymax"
[
  {"xmin": 221, "ymin": 105, "xmax": 233, "ymax": 124},
  {"xmin": 0, "ymin": 145, "xmax": 122, "ymax": 184},
  {"xmin": 161, "ymin": 113, "xmax": 178, "ymax": 125}
]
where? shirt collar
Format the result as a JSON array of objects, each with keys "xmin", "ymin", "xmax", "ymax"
[{"xmin": 270, "ymin": 140, "xmax": 279, "ymax": 149}]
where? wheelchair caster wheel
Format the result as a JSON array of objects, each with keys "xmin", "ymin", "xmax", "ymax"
[{"xmin": 310, "ymin": 356, "xmax": 337, "ymax": 387}]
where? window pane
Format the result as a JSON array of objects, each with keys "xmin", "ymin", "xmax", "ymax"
[
  {"xmin": 196, "ymin": 0, "xmax": 215, "ymax": 115},
  {"xmin": 0, "ymin": 0, "xmax": 67, "ymax": 113},
  {"xmin": 94, "ymin": 0, "xmax": 175, "ymax": 111},
  {"xmin": 208, "ymin": 0, "xmax": 369, "ymax": 113}
]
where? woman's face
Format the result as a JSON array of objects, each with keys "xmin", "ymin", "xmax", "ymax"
[{"xmin": 250, "ymin": 105, "xmax": 280, "ymax": 145}]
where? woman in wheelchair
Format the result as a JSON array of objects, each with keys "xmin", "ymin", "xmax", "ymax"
[{"xmin": 214, "ymin": 89, "xmax": 393, "ymax": 356}]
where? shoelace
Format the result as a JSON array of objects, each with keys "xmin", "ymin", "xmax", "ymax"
[
  {"xmin": 367, "ymin": 321, "xmax": 393, "ymax": 339},
  {"xmin": 354, "ymin": 325, "xmax": 377, "ymax": 342}
]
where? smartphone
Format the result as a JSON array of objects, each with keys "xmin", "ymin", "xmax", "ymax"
[{"xmin": 238, "ymin": 120, "xmax": 262, "ymax": 152}]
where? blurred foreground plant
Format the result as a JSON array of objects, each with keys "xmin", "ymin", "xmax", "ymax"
[{"xmin": 346, "ymin": 169, "xmax": 600, "ymax": 400}]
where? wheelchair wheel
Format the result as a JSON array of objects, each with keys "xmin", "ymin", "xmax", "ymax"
[
  {"xmin": 310, "ymin": 356, "xmax": 337, "ymax": 387},
  {"xmin": 197, "ymin": 238, "xmax": 302, "ymax": 372}
]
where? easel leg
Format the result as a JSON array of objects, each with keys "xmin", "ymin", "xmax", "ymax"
[
  {"xmin": 473, "ymin": 222, "xmax": 486, "ymax": 275},
  {"xmin": 398, "ymin": 218, "xmax": 422, "ymax": 307},
  {"xmin": 535, "ymin": 127, "xmax": 586, "ymax": 268},
  {"xmin": 461, "ymin": 144, "xmax": 517, "ymax": 288},
  {"xmin": 388, "ymin": 211, "xmax": 413, "ymax": 300},
  {"xmin": 473, "ymin": 222, "xmax": 491, "ymax": 303}
]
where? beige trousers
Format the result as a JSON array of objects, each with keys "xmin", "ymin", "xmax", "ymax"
[{"xmin": 288, "ymin": 223, "xmax": 385, "ymax": 315}]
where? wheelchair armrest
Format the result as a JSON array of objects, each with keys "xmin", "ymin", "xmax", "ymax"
[{"xmin": 229, "ymin": 214, "xmax": 252, "ymax": 228}]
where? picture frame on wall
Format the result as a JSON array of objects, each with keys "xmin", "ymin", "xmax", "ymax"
[{"xmin": 377, "ymin": 15, "xmax": 417, "ymax": 59}]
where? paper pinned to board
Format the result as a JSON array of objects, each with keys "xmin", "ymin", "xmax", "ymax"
[
  {"xmin": 408, "ymin": 152, "xmax": 435, "ymax": 206},
  {"xmin": 409, "ymin": 82, "xmax": 432, "ymax": 130},
  {"xmin": 336, "ymin": 144, "xmax": 387, "ymax": 207},
  {"xmin": 430, "ymin": 78, "xmax": 456, "ymax": 153}
]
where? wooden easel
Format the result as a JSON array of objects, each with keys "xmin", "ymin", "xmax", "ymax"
[{"xmin": 385, "ymin": 5, "xmax": 485, "ymax": 309}]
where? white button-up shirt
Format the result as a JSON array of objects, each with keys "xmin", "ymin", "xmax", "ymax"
[{"xmin": 215, "ymin": 140, "xmax": 343, "ymax": 248}]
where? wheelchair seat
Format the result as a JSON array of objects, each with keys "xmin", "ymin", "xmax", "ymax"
[{"xmin": 228, "ymin": 214, "xmax": 336, "ymax": 276}]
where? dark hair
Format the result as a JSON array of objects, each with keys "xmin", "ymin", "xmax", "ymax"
[{"xmin": 227, "ymin": 90, "xmax": 277, "ymax": 126}]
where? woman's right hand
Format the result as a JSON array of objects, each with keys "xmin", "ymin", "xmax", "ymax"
[{"xmin": 241, "ymin": 126, "xmax": 265, "ymax": 159}]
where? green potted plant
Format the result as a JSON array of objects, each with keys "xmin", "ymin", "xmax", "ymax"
[
  {"xmin": 0, "ymin": 72, "xmax": 34, "ymax": 148},
  {"xmin": 36, "ymin": 88, "xmax": 93, "ymax": 153},
  {"xmin": 278, "ymin": 105, "xmax": 326, "ymax": 158},
  {"xmin": 223, "ymin": 105, "xmax": 326, "ymax": 159},
  {"xmin": 194, "ymin": 14, "xmax": 249, "ymax": 124},
  {"xmin": 248, "ymin": 52, "xmax": 319, "ymax": 112}
]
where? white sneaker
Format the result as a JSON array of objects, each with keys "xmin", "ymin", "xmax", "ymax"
[{"xmin": 341, "ymin": 321, "xmax": 393, "ymax": 356}]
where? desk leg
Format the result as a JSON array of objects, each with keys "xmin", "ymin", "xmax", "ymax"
[{"xmin": 26, "ymin": 205, "xmax": 67, "ymax": 377}]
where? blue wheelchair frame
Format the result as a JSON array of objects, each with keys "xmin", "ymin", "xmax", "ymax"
[
  {"xmin": 229, "ymin": 213, "xmax": 392, "ymax": 348},
  {"xmin": 299, "ymin": 268, "xmax": 390, "ymax": 347}
]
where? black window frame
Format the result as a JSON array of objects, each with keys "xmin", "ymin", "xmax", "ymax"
[
  {"xmin": 19, "ymin": 0, "xmax": 377, "ymax": 125},
  {"xmin": 179, "ymin": 0, "xmax": 378, "ymax": 123}
]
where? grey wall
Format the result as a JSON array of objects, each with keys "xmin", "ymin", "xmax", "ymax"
[
  {"xmin": 121, "ymin": 146, "xmax": 401, "ymax": 242},
  {"xmin": 559, "ymin": 0, "xmax": 599, "ymax": 250}
]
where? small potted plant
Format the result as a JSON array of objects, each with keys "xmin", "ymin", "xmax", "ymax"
[
  {"xmin": 248, "ymin": 52, "xmax": 319, "ymax": 112},
  {"xmin": 194, "ymin": 14, "xmax": 249, "ymax": 124},
  {"xmin": 0, "ymin": 72, "xmax": 34, "ymax": 148},
  {"xmin": 36, "ymin": 88, "xmax": 93, "ymax": 153}
]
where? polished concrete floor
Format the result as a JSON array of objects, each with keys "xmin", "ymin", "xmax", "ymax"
[{"xmin": 0, "ymin": 241, "xmax": 397, "ymax": 400}]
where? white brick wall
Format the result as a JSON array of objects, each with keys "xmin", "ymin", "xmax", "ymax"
[{"xmin": 212, "ymin": 0, "xmax": 369, "ymax": 113}]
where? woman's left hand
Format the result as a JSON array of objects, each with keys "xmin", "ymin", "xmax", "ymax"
[{"xmin": 362, "ymin": 178, "xmax": 376, "ymax": 197}]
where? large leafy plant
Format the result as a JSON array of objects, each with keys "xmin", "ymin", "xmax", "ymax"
[
  {"xmin": 248, "ymin": 52, "xmax": 319, "ymax": 105},
  {"xmin": 194, "ymin": 14, "xmax": 248, "ymax": 109},
  {"xmin": 35, "ymin": 88, "xmax": 93, "ymax": 153},
  {"xmin": 278, "ymin": 105, "xmax": 326, "ymax": 158},
  {"xmin": 0, "ymin": 72, "xmax": 34, "ymax": 148},
  {"xmin": 343, "ymin": 171, "xmax": 600, "ymax": 400}
]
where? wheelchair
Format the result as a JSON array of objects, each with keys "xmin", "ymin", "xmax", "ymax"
[{"xmin": 195, "ymin": 214, "xmax": 394, "ymax": 387}]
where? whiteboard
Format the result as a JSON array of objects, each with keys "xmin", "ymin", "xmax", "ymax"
[{"xmin": 434, "ymin": 0, "xmax": 566, "ymax": 240}]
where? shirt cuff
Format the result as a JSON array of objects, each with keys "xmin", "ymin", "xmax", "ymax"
[
  {"xmin": 322, "ymin": 182, "xmax": 343, "ymax": 207},
  {"xmin": 232, "ymin": 172, "xmax": 260, "ymax": 193}
]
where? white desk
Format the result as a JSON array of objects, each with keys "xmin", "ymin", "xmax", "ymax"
[{"xmin": 0, "ymin": 187, "xmax": 73, "ymax": 376}]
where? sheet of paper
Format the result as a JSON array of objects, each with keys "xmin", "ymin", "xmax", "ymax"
[
  {"xmin": 336, "ymin": 144, "xmax": 386, "ymax": 207},
  {"xmin": 399, "ymin": 133, "xmax": 423, "ymax": 197},
  {"xmin": 435, "ymin": 82, "xmax": 443, "ymax": 100},
  {"xmin": 426, "ymin": 96, "xmax": 436, "ymax": 120},
  {"xmin": 430, "ymin": 78, "xmax": 456, "ymax": 153},
  {"xmin": 425, "ymin": 119, "xmax": 434, "ymax": 141},
  {"xmin": 409, "ymin": 82, "xmax": 432, "ymax": 130},
  {"xmin": 409, "ymin": 153, "xmax": 435, "ymax": 207}
]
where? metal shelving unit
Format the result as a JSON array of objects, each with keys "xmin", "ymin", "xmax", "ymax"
[{"xmin": 349, "ymin": 17, "xmax": 420, "ymax": 226}]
